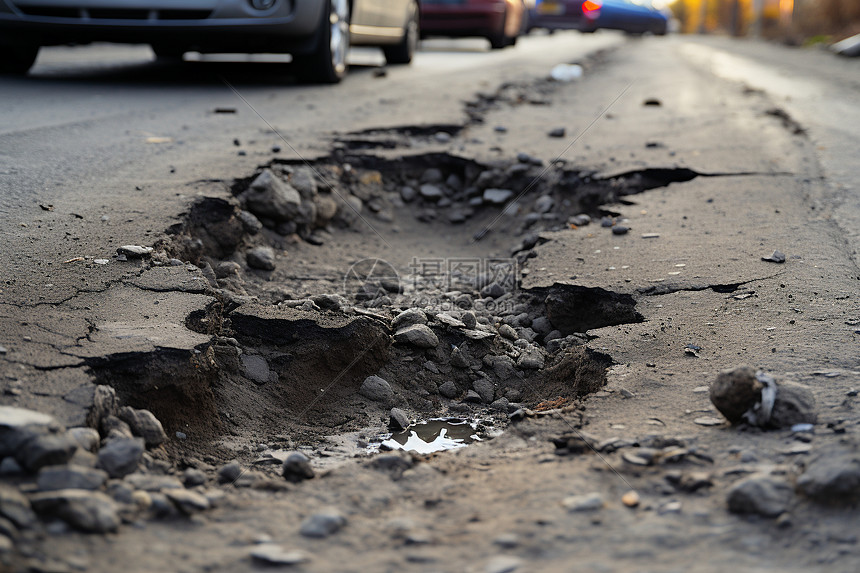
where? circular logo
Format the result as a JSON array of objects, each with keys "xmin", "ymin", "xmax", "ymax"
[{"xmin": 343, "ymin": 258, "xmax": 400, "ymax": 303}]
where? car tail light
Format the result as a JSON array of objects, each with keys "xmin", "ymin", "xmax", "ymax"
[{"xmin": 582, "ymin": 0, "xmax": 602, "ymax": 19}]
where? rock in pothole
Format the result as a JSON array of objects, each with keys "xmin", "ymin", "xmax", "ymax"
[
  {"xmin": 282, "ymin": 452, "xmax": 315, "ymax": 484},
  {"xmin": 394, "ymin": 324, "xmax": 439, "ymax": 349},
  {"xmin": 117, "ymin": 407, "xmax": 167, "ymax": 447},
  {"xmin": 797, "ymin": 450, "xmax": 860, "ymax": 504},
  {"xmin": 360, "ymin": 375, "xmax": 394, "ymax": 402},
  {"xmin": 726, "ymin": 475, "xmax": 793, "ymax": 517},
  {"xmin": 97, "ymin": 437, "xmax": 144, "ymax": 479},
  {"xmin": 710, "ymin": 366, "xmax": 816, "ymax": 428},
  {"xmin": 299, "ymin": 510, "xmax": 346, "ymax": 538},
  {"xmin": 30, "ymin": 490, "xmax": 120, "ymax": 533},
  {"xmin": 36, "ymin": 466, "xmax": 108, "ymax": 492},
  {"xmin": 0, "ymin": 406, "xmax": 63, "ymax": 459}
]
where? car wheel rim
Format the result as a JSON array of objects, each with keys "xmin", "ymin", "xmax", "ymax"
[{"xmin": 330, "ymin": 0, "xmax": 349, "ymax": 74}]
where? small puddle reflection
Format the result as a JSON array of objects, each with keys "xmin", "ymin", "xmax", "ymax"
[{"xmin": 381, "ymin": 419, "xmax": 481, "ymax": 454}]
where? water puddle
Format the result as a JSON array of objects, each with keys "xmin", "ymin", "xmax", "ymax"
[{"xmin": 381, "ymin": 419, "xmax": 482, "ymax": 454}]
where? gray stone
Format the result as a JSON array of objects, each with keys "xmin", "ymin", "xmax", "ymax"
[
  {"xmin": 214, "ymin": 261, "xmax": 242, "ymax": 279},
  {"xmin": 548, "ymin": 127, "xmax": 566, "ymax": 138},
  {"xmin": 0, "ymin": 516, "xmax": 18, "ymax": 541},
  {"xmin": 0, "ymin": 406, "xmax": 62, "ymax": 458},
  {"xmin": 490, "ymin": 398, "xmax": 510, "ymax": 412},
  {"xmin": 461, "ymin": 311, "xmax": 477, "ymax": 329},
  {"xmin": 400, "ymin": 186, "xmax": 417, "ymax": 202},
  {"xmin": 359, "ymin": 375, "xmax": 394, "ymax": 402},
  {"xmin": 118, "ymin": 407, "xmax": 167, "ymax": 447},
  {"xmin": 241, "ymin": 354, "xmax": 270, "ymax": 385},
  {"xmin": 125, "ymin": 473, "xmax": 184, "ymax": 491},
  {"xmin": 450, "ymin": 347, "xmax": 471, "ymax": 369},
  {"xmin": 394, "ymin": 324, "xmax": 439, "ymax": 349},
  {"xmin": 421, "ymin": 168, "xmax": 444, "ymax": 183},
  {"xmin": 117, "ymin": 245, "xmax": 153, "ymax": 258},
  {"xmin": 464, "ymin": 390, "xmax": 482, "ymax": 403},
  {"xmin": 148, "ymin": 491, "xmax": 179, "ymax": 518},
  {"xmin": 90, "ymin": 385, "xmax": 118, "ymax": 427},
  {"xmin": 246, "ymin": 246, "xmax": 276, "ymax": 271},
  {"xmin": 389, "ymin": 408, "xmax": 410, "ymax": 431},
  {"xmin": 762, "ymin": 250, "xmax": 786, "ymax": 263},
  {"xmin": 101, "ymin": 415, "xmax": 133, "ymax": 440},
  {"xmin": 531, "ymin": 317, "xmax": 553, "ymax": 336},
  {"xmin": 710, "ymin": 367, "xmax": 816, "ymax": 428},
  {"xmin": 533, "ymin": 195, "xmax": 554, "ymax": 214},
  {"xmin": 37, "ymin": 466, "xmax": 108, "ymax": 492},
  {"xmin": 497, "ymin": 324, "xmax": 518, "ymax": 340},
  {"xmin": 727, "ymin": 475, "xmax": 793, "ymax": 517},
  {"xmin": 419, "ymin": 184, "xmax": 444, "ymax": 201},
  {"xmin": 797, "ymin": 452, "xmax": 860, "ymax": 503},
  {"xmin": 0, "ymin": 484, "xmax": 37, "ymax": 529},
  {"xmin": 392, "ymin": 308, "xmax": 427, "ymax": 330},
  {"xmin": 493, "ymin": 533, "xmax": 519, "ymax": 549},
  {"xmin": 562, "ymin": 493, "xmax": 604, "ymax": 512},
  {"xmin": 242, "ymin": 169, "xmax": 303, "ymax": 223},
  {"xmin": 311, "ymin": 293, "xmax": 346, "ymax": 311},
  {"xmin": 369, "ymin": 453, "xmax": 413, "ymax": 479},
  {"xmin": 183, "ymin": 468, "xmax": 207, "ymax": 487},
  {"xmin": 770, "ymin": 381, "xmax": 817, "ymax": 428},
  {"xmin": 217, "ymin": 461, "xmax": 243, "ymax": 484},
  {"xmin": 481, "ymin": 283, "xmax": 506, "ymax": 299},
  {"xmin": 483, "ymin": 189, "xmax": 514, "ymax": 205},
  {"xmin": 68, "ymin": 449, "xmax": 98, "ymax": 469},
  {"xmin": 434, "ymin": 313, "xmax": 465, "ymax": 328},
  {"xmin": 30, "ymin": 490, "xmax": 120, "ymax": 533},
  {"xmin": 237, "ymin": 210, "xmax": 263, "ymax": 234},
  {"xmin": 16, "ymin": 433, "xmax": 78, "ymax": 473},
  {"xmin": 313, "ymin": 195, "xmax": 338, "ymax": 226},
  {"xmin": 517, "ymin": 348, "xmax": 545, "ymax": 370},
  {"xmin": 97, "ymin": 437, "xmax": 144, "ymax": 479},
  {"xmin": 299, "ymin": 510, "xmax": 346, "ymax": 538},
  {"xmin": 473, "ymin": 378, "xmax": 495, "ymax": 404},
  {"xmin": 486, "ymin": 556, "xmax": 523, "ymax": 573},
  {"xmin": 165, "ymin": 489, "xmax": 210, "ymax": 515},
  {"xmin": 282, "ymin": 453, "xmax": 315, "ymax": 483},
  {"xmin": 251, "ymin": 545, "xmax": 310, "ymax": 566},
  {"xmin": 709, "ymin": 366, "xmax": 764, "ymax": 424},
  {"xmin": 439, "ymin": 381, "xmax": 459, "ymax": 399},
  {"xmin": 288, "ymin": 167, "xmax": 318, "ymax": 199},
  {"xmin": 66, "ymin": 427, "xmax": 100, "ymax": 453}
]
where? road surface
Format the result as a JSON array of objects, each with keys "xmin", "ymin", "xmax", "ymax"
[{"xmin": 1, "ymin": 32, "xmax": 859, "ymax": 572}]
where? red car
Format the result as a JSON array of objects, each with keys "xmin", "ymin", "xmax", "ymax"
[{"xmin": 420, "ymin": 0, "xmax": 527, "ymax": 50}]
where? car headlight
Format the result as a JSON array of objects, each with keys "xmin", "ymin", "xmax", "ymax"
[{"xmin": 249, "ymin": 0, "xmax": 277, "ymax": 10}]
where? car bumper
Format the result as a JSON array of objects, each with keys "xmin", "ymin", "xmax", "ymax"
[
  {"xmin": 420, "ymin": 4, "xmax": 505, "ymax": 37},
  {"xmin": 0, "ymin": 0, "xmax": 325, "ymax": 53}
]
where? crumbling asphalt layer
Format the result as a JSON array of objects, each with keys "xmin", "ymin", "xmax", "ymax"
[{"xmin": 1, "ymin": 36, "xmax": 859, "ymax": 572}]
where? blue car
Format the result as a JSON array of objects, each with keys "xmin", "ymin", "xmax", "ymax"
[{"xmin": 530, "ymin": 0, "xmax": 668, "ymax": 35}]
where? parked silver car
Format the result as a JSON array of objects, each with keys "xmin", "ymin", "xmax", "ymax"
[{"xmin": 0, "ymin": 0, "xmax": 419, "ymax": 82}]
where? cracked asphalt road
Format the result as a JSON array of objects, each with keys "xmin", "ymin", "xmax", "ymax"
[{"xmin": 1, "ymin": 32, "xmax": 859, "ymax": 572}]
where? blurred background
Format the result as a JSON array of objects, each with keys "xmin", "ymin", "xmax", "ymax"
[{"xmin": 667, "ymin": 0, "xmax": 860, "ymax": 43}]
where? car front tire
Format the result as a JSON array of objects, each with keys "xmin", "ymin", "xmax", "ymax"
[
  {"xmin": 383, "ymin": 0, "xmax": 419, "ymax": 65},
  {"xmin": 488, "ymin": 6, "xmax": 510, "ymax": 50},
  {"xmin": 0, "ymin": 45, "xmax": 39, "ymax": 75},
  {"xmin": 294, "ymin": 0, "xmax": 350, "ymax": 84}
]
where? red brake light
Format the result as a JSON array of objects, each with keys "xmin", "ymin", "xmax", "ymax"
[{"xmin": 583, "ymin": 0, "xmax": 602, "ymax": 14}]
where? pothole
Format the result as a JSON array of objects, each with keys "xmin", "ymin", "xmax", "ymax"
[{"xmin": 132, "ymin": 140, "xmax": 701, "ymax": 465}]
